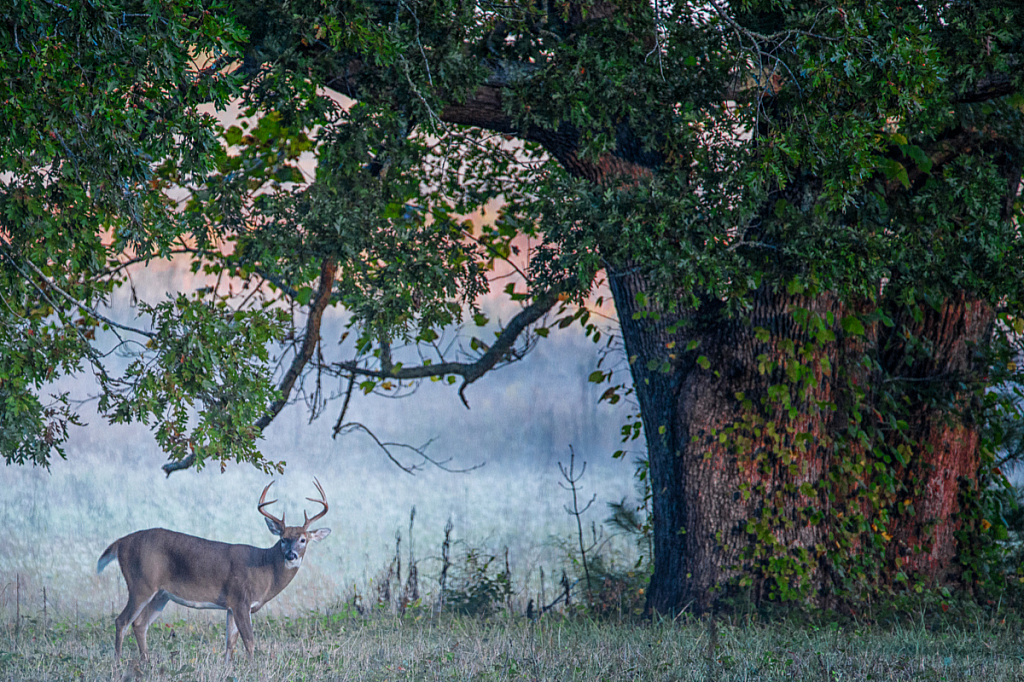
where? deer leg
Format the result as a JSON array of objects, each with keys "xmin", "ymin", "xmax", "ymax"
[
  {"xmin": 131, "ymin": 590, "xmax": 170, "ymax": 662},
  {"xmin": 232, "ymin": 604, "xmax": 256, "ymax": 658},
  {"xmin": 227, "ymin": 611, "xmax": 240, "ymax": 652},
  {"xmin": 114, "ymin": 590, "xmax": 157, "ymax": 659},
  {"xmin": 223, "ymin": 610, "xmax": 241, "ymax": 663}
]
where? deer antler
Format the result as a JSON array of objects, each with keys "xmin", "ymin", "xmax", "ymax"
[
  {"xmin": 302, "ymin": 478, "xmax": 329, "ymax": 528},
  {"xmin": 258, "ymin": 481, "xmax": 285, "ymax": 527}
]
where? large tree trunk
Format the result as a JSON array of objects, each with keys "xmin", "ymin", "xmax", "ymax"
[
  {"xmin": 609, "ymin": 263, "xmax": 992, "ymax": 613},
  {"xmin": 879, "ymin": 294, "xmax": 994, "ymax": 581},
  {"xmin": 606, "ymin": 265, "xmax": 692, "ymax": 610}
]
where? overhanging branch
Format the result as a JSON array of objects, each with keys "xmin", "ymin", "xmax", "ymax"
[
  {"xmin": 161, "ymin": 255, "xmax": 337, "ymax": 476},
  {"xmin": 257, "ymin": 256, "xmax": 338, "ymax": 429},
  {"xmin": 333, "ymin": 287, "xmax": 561, "ymax": 407}
]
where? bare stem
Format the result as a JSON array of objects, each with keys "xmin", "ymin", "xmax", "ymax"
[{"xmin": 559, "ymin": 445, "xmax": 595, "ymax": 606}]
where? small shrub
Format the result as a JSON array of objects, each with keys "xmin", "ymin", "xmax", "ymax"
[
  {"xmin": 580, "ymin": 554, "xmax": 649, "ymax": 618},
  {"xmin": 441, "ymin": 547, "xmax": 513, "ymax": 617}
]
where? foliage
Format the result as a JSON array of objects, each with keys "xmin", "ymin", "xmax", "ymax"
[
  {"xmin": 98, "ymin": 294, "xmax": 289, "ymax": 471},
  {"xmin": 440, "ymin": 547, "xmax": 514, "ymax": 617},
  {"xmin": 572, "ymin": 553, "xmax": 651, "ymax": 619},
  {"xmin": 0, "ymin": 0, "xmax": 248, "ymax": 466}
]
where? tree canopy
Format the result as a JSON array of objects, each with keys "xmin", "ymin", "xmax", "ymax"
[{"xmin": 2, "ymin": 0, "xmax": 1023, "ymax": 610}]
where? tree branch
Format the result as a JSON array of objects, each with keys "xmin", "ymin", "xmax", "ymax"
[
  {"xmin": 256, "ymin": 256, "xmax": 338, "ymax": 429},
  {"xmin": 333, "ymin": 287, "xmax": 561, "ymax": 406},
  {"xmin": 161, "ymin": 441, "xmax": 197, "ymax": 477},
  {"xmin": 161, "ymin": 255, "xmax": 337, "ymax": 476},
  {"xmin": 955, "ymin": 72, "xmax": 1017, "ymax": 104},
  {"xmin": 335, "ymin": 421, "xmax": 483, "ymax": 474}
]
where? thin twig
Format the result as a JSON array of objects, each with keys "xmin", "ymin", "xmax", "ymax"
[
  {"xmin": 331, "ymin": 372, "xmax": 358, "ymax": 437},
  {"xmin": 0, "ymin": 244, "xmax": 155, "ymax": 339},
  {"xmin": 335, "ymin": 421, "xmax": 484, "ymax": 474}
]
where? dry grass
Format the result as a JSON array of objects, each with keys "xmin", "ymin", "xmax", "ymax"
[{"xmin": 1, "ymin": 610, "xmax": 1023, "ymax": 681}]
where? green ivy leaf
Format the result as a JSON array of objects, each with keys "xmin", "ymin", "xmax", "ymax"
[{"xmin": 841, "ymin": 316, "xmax": 865, "ymax": 336}]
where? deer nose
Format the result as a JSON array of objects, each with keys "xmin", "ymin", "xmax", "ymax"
[{"xmin": 286, "ymin": 550, "xmax": 298, "ymax": 561}]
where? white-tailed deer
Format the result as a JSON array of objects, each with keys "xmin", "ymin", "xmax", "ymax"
[{"xmin": 97, "ymin": 479, "xmax": 331, "ymax": 662}]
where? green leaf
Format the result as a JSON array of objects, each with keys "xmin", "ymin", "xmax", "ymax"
[
  {"xmin": 883, "ymin": 159, "xmax": 911, "ymax": 189},
  {"xmin": 224, "ymin": 125, "xmax": 244, "ymax": 146},
  {"xmin": 841, "ymin": 316, "xmax": 865, "ymax": 336},
  {"xmin": 900, "ymin": 144, "xmax": 933, "ymax": 174}
]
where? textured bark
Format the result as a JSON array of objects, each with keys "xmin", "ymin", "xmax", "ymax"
[
  {"xmin": 680, "ymin": 289, "xmax": 843, "ymax": 609},
  {"xmin": 609, "ymin": 265, "xmax": 992, "ymax": 612},
  {"xmin": 610, "ymin": 280, "xmax": 846, "ymax": 612},
  {"xmin": 606, "ymin": 264, "xmax": 691, "ymax": 613},
  {"xmin": 881, "ymin": 294, "xmax": 994, "ymax": 579}
]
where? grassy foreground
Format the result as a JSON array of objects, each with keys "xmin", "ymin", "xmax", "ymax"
[{"xmin": 1, "ymin": 610, "xmax": 1023, "ymax": 681}]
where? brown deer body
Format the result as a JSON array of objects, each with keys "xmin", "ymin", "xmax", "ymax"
[{"xmin": 97, "ymin": 480, "xmax": 330, "ymax": 661}]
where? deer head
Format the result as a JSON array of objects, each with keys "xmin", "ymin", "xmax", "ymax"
[{"xmin": 258, "ymin": 478, "xmax": 332, "ymax": 569}]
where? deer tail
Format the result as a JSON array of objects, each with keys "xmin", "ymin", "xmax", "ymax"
[{"xmin": 97, "ymin": 540, "xmax": 119, "ymax": 575}]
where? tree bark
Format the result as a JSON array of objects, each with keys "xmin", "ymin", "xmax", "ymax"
[
  {"xmin": 609, "ymin": 262, "xmax": 993, "ymax": 612},
  {"xmin": 606, "ymin": 264, "xmax": 692, "ymax": 612},
  {"xmin": 879, "ymin": 294, "xmax": 994, "ymax": 580}
]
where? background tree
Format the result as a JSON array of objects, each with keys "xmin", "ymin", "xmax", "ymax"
[{"xmin": 2, "ymin": 0, "xmax": 1022, "ymax": 613}]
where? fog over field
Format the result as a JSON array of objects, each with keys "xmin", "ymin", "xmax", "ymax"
[{"xmin": 0, "ymin": 259, "xmax": 640, "ymax": 625}]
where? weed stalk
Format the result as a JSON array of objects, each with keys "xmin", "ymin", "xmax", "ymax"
[
  {"xmin": 438, "ymin": 517, "xmax": 453, "ymax": 612},
  {"xmin": 559, "ymin": 446, "xmax": 595, "ymax": 605}
]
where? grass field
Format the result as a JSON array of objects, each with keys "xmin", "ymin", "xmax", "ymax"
[
  {"xmin": 4, "ymin": 380, "xmax": 1023, "ymax": 679},
  {"xmin": 2, "ymin": 609, "xmax": 1023, "ymax": 681}
]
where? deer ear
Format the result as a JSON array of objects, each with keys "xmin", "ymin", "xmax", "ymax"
[
  {"xmin": 265, "ymin": 517, "xmax": 284, "ymax": 536},
  {"xmin": 308, "ymin": 528, "xmax": 331, "ymax": 542}
]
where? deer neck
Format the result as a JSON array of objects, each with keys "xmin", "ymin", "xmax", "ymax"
[{"xmin": 250, "ymin": 542, "xmax": 299, "ymax": 604}]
